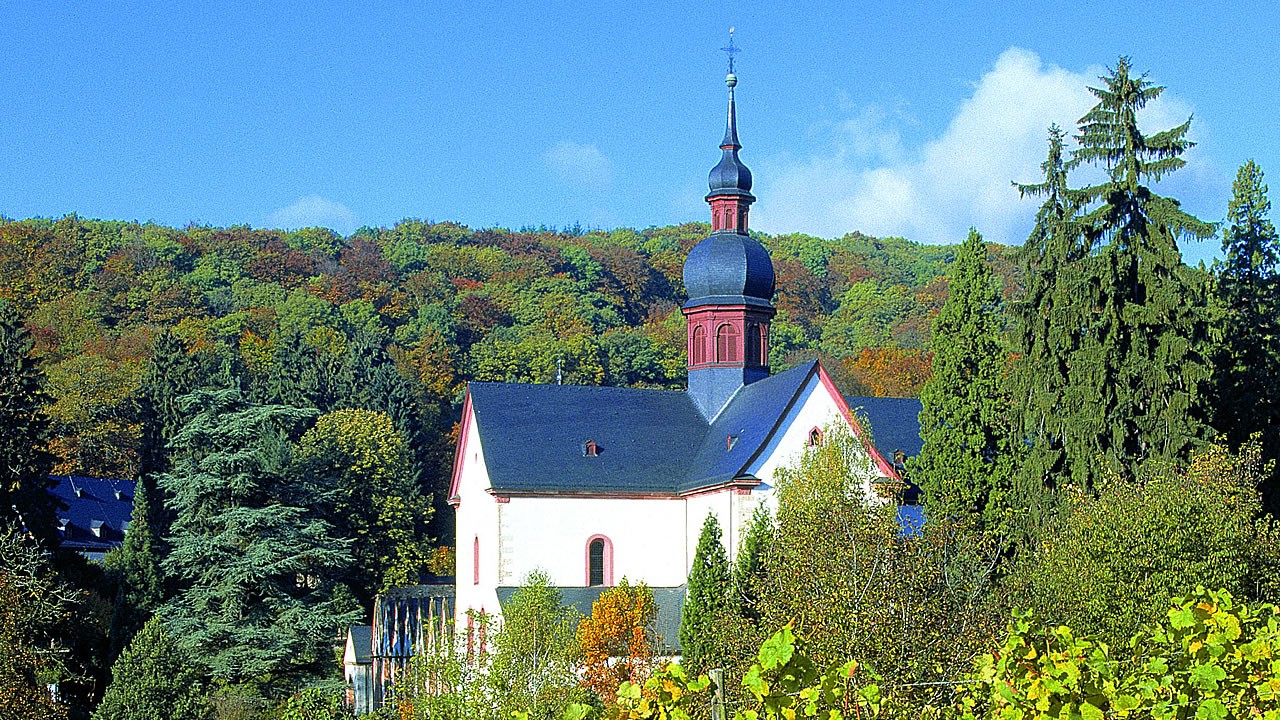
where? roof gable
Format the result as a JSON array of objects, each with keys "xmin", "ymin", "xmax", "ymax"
[
  {"xmin": 48, "ymin": 475, "xmax": 135, "ymax": 555},
  {"xmin": 683, "ymin": 361, "xmax": 817, "ymax": 491}
]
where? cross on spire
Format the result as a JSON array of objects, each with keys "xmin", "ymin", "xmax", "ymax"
[{"xmin": 720, "ymin": 27, "xmax": 740, "ymax": 74}]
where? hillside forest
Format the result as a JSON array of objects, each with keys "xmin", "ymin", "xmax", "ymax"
[{"xmin": 2, "ymin": 56, "xmax": 1280, "ymax": 719}]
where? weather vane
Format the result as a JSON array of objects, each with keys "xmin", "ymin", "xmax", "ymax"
[{"xmin": 720, "ymin": 27, "xmax": 740, "ymax": 74}]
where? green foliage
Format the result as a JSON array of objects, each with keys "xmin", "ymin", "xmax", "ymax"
[
  {"xmin": 297, "ymin": 408, "xmax": 430, "ymax": 598},
  {"xmin": 0, "ymin": 524, "xmax": 77, "ymax": 719},
  {"xmin": 1212, "ymin": 160, "xmax": 1280, "ymax": 514},
  {"xmin": 957, "ymin": 588, "xmax": 1280, "ymax": 720},
  {"xmin": 1009, "ymin": 439, "xmax": 1280, "ymax": 647},
  {"xmin": 0, "ymin": 304, "xmax": 57, "ymax": 542},
  {"xmin": 733, "ymin": 504, "xmax": 772, "ymax": 623},
  {"xmin": 488, "ymin": 571, "xmax": 590, "ymax": 720},
  {"xmin": 93, "ymin": 615, "xmax": 211, "ymax": 720},
  {"xmin": 267, "ymin": 687, "xmax": 348, "ymax": 720},
  {"xmin": 761, "ymin": 423, "xmax": 1004, "ymax": 710},
  {"xmin": 679, "ymin": 512, "xmax": 734, "ymax": 675},
  {"xmin": 914, "ymin": 229, "xmax": 1014, "ymax": 537},
  {"xmin": 158, "ymin": 387, "xmax": 359, "ymax": 686}
]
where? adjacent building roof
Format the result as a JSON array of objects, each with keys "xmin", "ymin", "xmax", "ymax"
[
  {"xmin": 468, "ymin": 361, "xmax": 829, "ymax": 497},
  {"xmin": 48, "ymin": 475, "xmax": 135, "ymax": 559},
  {"xmin": 497, "ymin": 585, "xmax": 686, "ymax": 654},
  {"xmin": 345, "ymin": 625, "xmax": 373, "ymax": 665},
  {"xmin": 846, "ymin": 396, "xmax": 923, "ymax": 460}
]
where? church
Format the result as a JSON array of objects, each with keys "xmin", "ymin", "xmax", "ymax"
[{"xmin": 449, "ymin": 68, "xmax": 921, "ymax": 649}]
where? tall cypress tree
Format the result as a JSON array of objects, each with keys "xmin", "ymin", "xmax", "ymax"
[
  {"xmin": 679, "ymin": 512, "xmax": 732, "ymax": 674},
  {"xmin": 1057, "ymin": 57, "xmax": 1213, "ymax": 489},
  {"xmin": 1212, "ymin": 160, "xmax": 1280, "ymax": 512},
  {"xmin": 0, "ymin": 304, "xmax": 57, "ymax": 544},
  {"xmin": 914, "ymin": 229, "xmax": 1013, "ymax": 536},
  {"xmin": 158, "ymin": 387, "xmax": 356, "ymax": 686},
  {"xmin": 733, "ymin": 504, "xmax": 772, "ymax": 623}
]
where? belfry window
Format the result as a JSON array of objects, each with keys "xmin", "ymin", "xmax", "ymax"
[
  {"xmin": 716, "ymin": 324, "xmax": 740, "ymax": 363},
  {"xmin": 692, "ymin": 325, "xmax": 707, "ymax": 365},
  {"xmin": 586, "ymin": 535, "xmax": 613, "ymax": 587},
  {"xmin": 745, "ymin": 324, "xmax": 761, "ymax": 365}
]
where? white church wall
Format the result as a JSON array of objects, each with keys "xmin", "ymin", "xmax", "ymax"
[
  {"xmin": 683, "ymin": 489, "xmax": 753, "ymax": 574},
  {"xmin": 499, "ymin": 495, "xmax": 688, "ymax": 589},
  {"xmin": 452, "ymin": 404, "xmax": 503, "ymax": 625},
  {"xmin": 747, "ymin": 373, "xmax": 880, "ymax": 503}
]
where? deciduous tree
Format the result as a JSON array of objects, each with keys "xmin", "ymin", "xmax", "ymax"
[{"xmin": 576, "ymin": 579, "xmax": 658, "ymax": 703}]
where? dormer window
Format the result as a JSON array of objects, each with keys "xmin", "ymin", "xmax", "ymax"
[
  {"xmin": 57, "ymin": 518, "xmax": 68, "ymax": 533},
  {"xmin": 808, "ymin": 427, "xmax": 824, "ymax": 447},
  {"xmin": 583, "ymin": 440, "xmax": 600, "ymax": 458},
  {"xmin": 90, "ymin": 520, "xmax": 104, "ymax": 538},
  {"xmin": 726, "ymin": 434, "xmax": 739, "ymax": 451}
]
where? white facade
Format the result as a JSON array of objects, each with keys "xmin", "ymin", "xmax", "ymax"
[{"xmin": 450, "ymin": 364, "xmax": 892, "ymax": 628}]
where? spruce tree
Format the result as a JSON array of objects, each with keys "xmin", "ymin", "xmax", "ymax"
[
  {"xmin": 1007, "ymin": 127, "xmax": 1088, "ymax": 543},
  {"xmin": 679, "ymin": 512, "xmax": 732, "ymax": 674},
  {"xmin": 158, "ymin": 387, "xmax": 357, "ymax": 686},
  {"xmin": 1064, "ymin": 58, "xmax": 1215, "ymax": 487},
  {"xmin": 914, "ymin": 229, "xmax": 1013, "ymax": 535},
  {"xmin": 1212, "ymin": 160, "xmax": 1280, "ymax": 513},
  {"xmin": 94, "ymin": 616, "xmax": 211, "ymax": 720},
  {"xmin": 0, "ymin": 304, "xmax": 57, "ymax": 543}
]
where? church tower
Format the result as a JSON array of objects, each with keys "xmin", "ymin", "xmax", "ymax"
[{"xmin": 683, "ymin": 64, "xmax": 776, "ymax": 419}]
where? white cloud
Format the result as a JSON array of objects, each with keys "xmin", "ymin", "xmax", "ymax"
[
  {"xmin": 545, "ymin": 140, "xmax": 613, "ymax": 187},
  {"xmin": 266, "ymin": 195, "xmax": 359, "ymax": 235},
  {"xmin": 755, "ymin": 48, "xmax": 1206, "ymax": 246}
]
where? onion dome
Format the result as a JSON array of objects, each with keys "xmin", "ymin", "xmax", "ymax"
[
  {"xmin": 683, "ymin": 233, "xmax": 775, "ymax": 308},
  {"xmin": 706, "ymin": 73, "xmax": 754, "ymax": 198}
]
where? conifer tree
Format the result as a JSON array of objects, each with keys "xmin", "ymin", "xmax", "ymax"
[
  {"xmin": 1064, "ymin": 58, "xmax": 1215, "ymax": 487},
  {"xmin": 914, "ymin": 229, "xmax": 1013, "ymax": 535},
  {"xmin": 1212, "ymin": 160, "xmax": 1280, "ymax": 512},
  {"xmin": 733, "ymin": 504, "xmax": 772, "ymax": 623},
  {"xmin": 93, "ymin": 616, "xmax": 211, "ymax": 720},
  {"xmin": 1007, "ymin": 127, "xmax": 1087, "ymax": 542},
  {"xmin": 106, "ymin": 478, "xmax": 166, "ymax": 659},
  {"xmin": 0, "ymin": 304, "xmax": 57, "ymax": 543},
  {"xmin": 158, "ymin": 387, "xmax": 357, "ymax": 686},
  {"xmin": 679, "ymin": 512, "xmax": 732, "ymax": 674}
]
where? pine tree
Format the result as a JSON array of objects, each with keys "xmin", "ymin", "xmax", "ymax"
[
  {"xmin": 158, "ymin": 387, "xmax": 357, "ymax": 686},
  {"xmin": 106, "ymin": 478, "xmax": 166, "ymax": 660},
  {"xmin": 1212, "ymin": 160, "xmax": 1280, "ymax": 513},
  {"xmin": 1062, "ymin": 57, "xmax": 1215, "ymax": 487},
  {"xmin": 678, "ymin": 512, "xmax": 732, "ymax": 674},
  {"xmin": 93, "ymin": 616, "xmax": 211, "ymax": 720},
  {"xmin": 913, "ymin": 229, "xmax": 1013, "ymax": 535},
  {"xmin": 0, "ymin": 304, "xmax": 57, "ymax": 543}
]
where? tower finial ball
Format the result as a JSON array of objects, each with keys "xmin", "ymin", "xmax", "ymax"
[{"xmin": 725, "ymin": 73, "xmax": 737, "ymax": 88}]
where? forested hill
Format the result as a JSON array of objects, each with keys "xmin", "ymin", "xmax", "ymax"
[{"xmin": 0, "ymin": 215, "xmax": 1016, "ymax": 481}]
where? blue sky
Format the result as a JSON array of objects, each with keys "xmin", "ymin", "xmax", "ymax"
[{"xmin": 1, "ymin": 2, "xmax": 1276, "ymax": 264}]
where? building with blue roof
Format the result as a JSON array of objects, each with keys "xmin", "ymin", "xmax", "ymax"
[
  {"xmin": 449, "ymin": 68, "xmax": 923, "ymax": 651},
  {"xmin": 47, "ymin": 475, "xmax": 135, "ymax": 561}
]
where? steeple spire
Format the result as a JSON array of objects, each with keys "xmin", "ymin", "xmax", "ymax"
[{"xmin": 682, "ymin": 38, "xmax": 776, "ymax": 419}]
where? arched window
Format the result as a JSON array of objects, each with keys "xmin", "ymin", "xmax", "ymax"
[
  {"xmin": 745, "ymin": 324, "xmax": 761, "ymax": 365},
  {"xmin": 692, "ymin": 325, "xmax": 707, "ymax": 365},
  {"xmin": 473, "ymin": 536, "xmax": 480, "ymax": 585},
  {"xmin": 716, "ymin": 324, "xmax": 740, "ymax": 363},
  {"xmin": 585, "ymin": 535, "xmax": 613, "ymax": 587},
  {"xmin": 808, "ymin": 427, "xmax": 824, "ymax": 447}
]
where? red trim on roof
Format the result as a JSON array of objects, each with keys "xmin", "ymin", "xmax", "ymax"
[
  {"xmin": 814, "ymin": 361, "xmax": 899, "ymax": 480},
  {"xmin": 447, "ymin": 389, "xmax": 475, "ymax": 507}
]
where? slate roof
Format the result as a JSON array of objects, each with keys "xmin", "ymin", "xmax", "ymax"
[
  {"xmin": 497, "ymin": 585, "xmax": 686, "ymax": 654},
  {"xmin": 468, "ymin": 361, "xmax": 821, "ymax": 496},
  {"xmin": 346, "ymin": 625, "xmax": 373, "ymax": 664},
  {"xmin": 846, "ymin": 396, "xmax": 923, "ymax": 460},
  {"xmin": 48, "ymin": 475, "xmax": 135, "ymax": 558}
]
